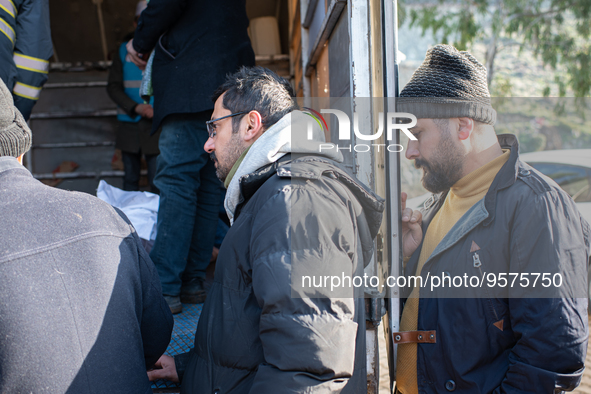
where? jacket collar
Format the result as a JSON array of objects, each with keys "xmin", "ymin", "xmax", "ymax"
[
  {"xmin": 236, "ymin": 153, "xmax": 385, "ymax": 240},
  {"xmin": 0, "ymin": 156, "xmax": 26, "ymax": 175},
  {"xmin": 482, "ymin": 133, "xmax": 521, "ymax": 226},
  {"xmin": 234, "ymin": 154, "xmax": 292, "ymax": 219},
  {"xmin": 421, "ymin": 134, "xmax": 521, "ymax": 224}
]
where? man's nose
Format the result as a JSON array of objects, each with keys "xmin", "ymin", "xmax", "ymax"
[
  {"xmin": 405, "ymin": 140, "xmax": 419, "ymax": 160},
  {"xmin": 204, "ymin": 137, "xmax": 214, "ymax": 153}
]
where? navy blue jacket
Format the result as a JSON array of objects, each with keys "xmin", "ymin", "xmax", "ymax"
[
  {"xmin": 401, "ymin": 134, "xmax": 590, "ymax": 393},
  {"xmin": 0, "ymin": 157, "xmax": 173, "ymax": 394},
  {"xmin": 132, "ymin": 0, "xmax": 255, "ymax": 132}
]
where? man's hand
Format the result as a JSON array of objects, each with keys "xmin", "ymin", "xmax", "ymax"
[
  {"xmin": 147, "ymin": 355, "xmax": 179, "ymax": 383},
  {"xmin": 135, "ymin": 104, "xmax": 154, "ymax": 119},
  {"xmin": 126, "ymin": 39, "xmax": 147, "ymax": 70},
  {"xmin": 401, "ymin": 192, "xmax": 423, "ymax": 258}
]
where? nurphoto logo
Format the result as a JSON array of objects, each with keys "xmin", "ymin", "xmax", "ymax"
[{"xmin": 303, "ymin": 107, "xmax": 418, "ymax": 153}]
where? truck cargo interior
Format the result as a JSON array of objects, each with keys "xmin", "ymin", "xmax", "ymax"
[
  {"xmin": 36, "ymin": 3, "xmax": 396, "ymax": 392},
  {"xmin": 35, "ymin": 0, "xmax": 291, "ymax": 194}
]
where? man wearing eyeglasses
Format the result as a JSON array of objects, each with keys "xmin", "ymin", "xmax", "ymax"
[
  {"xmin": 147, "ymin": 66, "xmax": 384, "ymax": 393},
  {"xmin": 126, "ymin": 0, "xmax": 255, "ymax": 313}
]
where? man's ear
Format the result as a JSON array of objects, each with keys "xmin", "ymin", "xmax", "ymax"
[
  {"xmin": 242, "ymin": 111, "xmax": 264, "ymax": 142},
  {"xmin": 457, "ymin": 117, "xmax": 474, "ymax": 141}
]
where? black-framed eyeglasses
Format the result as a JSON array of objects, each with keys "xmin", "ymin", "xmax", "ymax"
[{"xmin": 206, "ymin": 111, "xmax": 248, "ymax": 139}]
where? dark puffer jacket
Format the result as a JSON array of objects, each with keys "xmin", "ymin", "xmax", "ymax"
[
  {"xmin": 401, "ymin": 134, "xmax": 590, "ymax": 393},
  {"xmin": 178, "ymin": 154, "xmax": 384, "ymax": 393}
]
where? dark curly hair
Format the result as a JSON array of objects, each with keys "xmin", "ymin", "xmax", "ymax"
[{"xmin": 212, "ymin": 66, "xmax": 297, "ymax": 132}]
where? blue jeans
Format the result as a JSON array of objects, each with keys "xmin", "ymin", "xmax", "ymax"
[
  {"xmin": 150, "ymin": 112, "xmax": 221, "ymax": 296},
  {"xmin": 121, "ymin": 151, "xmax": 158, "ymax": 193}
]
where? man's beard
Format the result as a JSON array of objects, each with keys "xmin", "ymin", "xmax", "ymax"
[
  {"xmin": 211, "ymin": 133, "xmax": 246, "ymax": 182},
  {"xmin": 415, "ymin": 133, "xmax": 464, "ymax": 193}
]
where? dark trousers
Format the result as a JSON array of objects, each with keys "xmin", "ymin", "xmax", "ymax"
[
  {"xmin": 121, "ymin": 151, "xmax": 159, "ymax": 193},
  {"xmin": 149, "ymin": 112, "xmax": 221, "ymax": 296}
]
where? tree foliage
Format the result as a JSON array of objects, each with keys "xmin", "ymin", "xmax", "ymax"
[{"xmin": 399, "ymin": 0, "xmax": 591, "ymax": 97}]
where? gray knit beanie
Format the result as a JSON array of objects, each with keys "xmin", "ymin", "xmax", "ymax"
[
  {"xmin": 398, "ymin": 44, "xmax": 496, "ymax": 125},
  {"xmin": 0, "ymin": 78, "xmax": 32, "ymax": 157}
]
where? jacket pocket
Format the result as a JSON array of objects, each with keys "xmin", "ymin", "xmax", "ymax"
[
  {"xmin": 472, "ymin": 249, "xmax": 508, "ymax": 329},
  {"xmin": 158, "ymin": 34, "xmax": 176, "ymax": 60}
]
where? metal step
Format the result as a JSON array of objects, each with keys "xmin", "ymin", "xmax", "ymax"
[{"xmin": 28, "ymin": 69, "xmax": 124, "ymax": 194}]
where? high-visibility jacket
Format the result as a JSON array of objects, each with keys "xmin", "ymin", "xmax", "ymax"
[
  {"xmin": 0, "ymin": 0, "xmax": 52, "ymax": 120},
  {"xmin": 117, "ymin": 42, "xmax": 153, "ymax": 123}
]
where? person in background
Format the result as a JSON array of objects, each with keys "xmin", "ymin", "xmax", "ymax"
[
  {"xmin": 126, "ymin": 0, "xmax": 255, "ymax": 314},
  {"xmin": 107, "ymin": 1, "xmax": 160, "ymax": 193},
  {"xmin": 0, "ymin": 77, "xmax": 173, "ymax": 393},
  {"xmin": 0, "ymin": 0, "xmax": 52, "ymax": 120}
]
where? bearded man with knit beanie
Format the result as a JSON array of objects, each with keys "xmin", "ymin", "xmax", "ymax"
[{"xmin": 394, "ymin": 44, "xmax": 590, "ymax": 393}]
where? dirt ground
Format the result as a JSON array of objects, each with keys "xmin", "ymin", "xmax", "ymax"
[{"xmin": 377, "ymin": 317, "xmax": 591, "ymax": 394}]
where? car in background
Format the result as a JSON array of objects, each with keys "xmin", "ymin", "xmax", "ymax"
[
  {"xmin": 520, "ymin": 150, "xmax": 591, "ymax": 220},
  {"xmin": 406, "ymin": 149, "xmax": 591, "ymax": 306},
  {"xmin": 521, "ymin": 150, "xmax": 591, "ymax": 308}
]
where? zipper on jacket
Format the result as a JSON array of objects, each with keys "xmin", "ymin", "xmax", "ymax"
[{"xmin": 473, "ymin": 252, "xmax": 500, "ymax": 322}]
